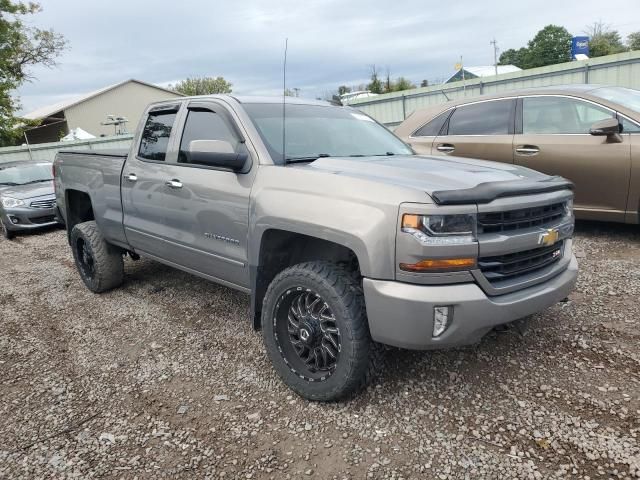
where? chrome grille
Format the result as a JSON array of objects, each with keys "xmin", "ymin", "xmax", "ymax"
[
  {"xmin": 30, "ymin": 199, "xmax": 55, "ymax": 209},
  {"xmin": 478, "ymin": 202, "xmax": 565, "ymax": 234},
  {"xmin": 479, "ymin": 242, "xmax": 563, "ymax": 282}
]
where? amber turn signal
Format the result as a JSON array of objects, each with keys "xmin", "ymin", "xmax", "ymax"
[
  {"xmin": 399, "ymin": 257, "xmax": 477, "ymax": 272},
  {"xmin": 401, "ymin": 214, "xmax": 421, "ymax": 229}
]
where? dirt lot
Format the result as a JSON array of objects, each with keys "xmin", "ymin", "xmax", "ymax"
[{"xmin": 0, "ymin": 222, "xmax": 638, "ymax": 479}]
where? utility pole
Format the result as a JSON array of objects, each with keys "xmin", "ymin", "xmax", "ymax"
[{"xmin": 490, "ymin": 38, "xmax": 499, "ymax": 76}]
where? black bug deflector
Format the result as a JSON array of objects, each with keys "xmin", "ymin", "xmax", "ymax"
[{"xmin": 431, "ymin": 177, "xmax": 574, "ymax": 205}]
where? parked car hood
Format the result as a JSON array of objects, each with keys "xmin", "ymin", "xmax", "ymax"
[
  {"xmin": 302, "ymin": 155, "xmax": 570, "ymax": 204},
  {"xmin": 0, "ymin": 181, "xmax": 54, "ymax": 200}
]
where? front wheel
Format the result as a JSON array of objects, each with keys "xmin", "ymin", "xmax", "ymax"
[
  {"xmin": 261, "ymin": 261, "xmax": 383, "ymax": 401},
  {"xmin": 70, "ymin": 221, "xmax": 124, "ymax": 293},
  {"xmin": 1, "ymin": 220, "xmax": 15, "ymax": 240}
]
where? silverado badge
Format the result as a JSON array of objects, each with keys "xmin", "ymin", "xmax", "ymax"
[{"xmin": 538, "ymin": 228, "xmax": 560, "ymax": 247}]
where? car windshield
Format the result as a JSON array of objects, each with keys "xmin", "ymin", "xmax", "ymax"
[
  {"xmin": 243, "ymin": 103, "xmax": 413, "ymax": 163},
  {"xmin": 591, "ymin": 86, "xmax": 640, "ymax": 115},
  {"xmin": 0, "ymin": 163, "xmax": 53, "ymax": 186}
]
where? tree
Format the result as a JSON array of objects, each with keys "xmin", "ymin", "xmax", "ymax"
[
  {"xmin": 584, "ymin": 22, "xmax": 626, "ymax": 57},
  {"xmin": 420, "ymin": 79, "xmax": 429, "ymax": 88},
  {"xmin": 628, "ymin": 31, "xmax": 640, "ymax": 51},
  {"xmin": 337, "ymin": 85, "xmax": 351, "ymax": 95},
  {"xmin": 393, "ymin": 77, "xmax": 416, "ymax": 92},
  {"xmin": 171, "ymin": 76, "xmax": 232, "ymax": 95},
  {"xmin": 524, "ymin": 25, "xmax": 572, "ymax": 68},
  {"xmin": 367, "ymin": 65, "xmax": 383, "ymax": 94},
  {"xmin": 498, "ymin": 47, "xmax": 528, "ymax": 68},
  {"xmin": 0, "ymin": 1, "xmax": 66, "ymax": 146}
]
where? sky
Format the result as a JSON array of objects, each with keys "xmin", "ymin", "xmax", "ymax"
[{"xmin": 16, "ymin": 0, "xmax": 640, "ymax": 114}]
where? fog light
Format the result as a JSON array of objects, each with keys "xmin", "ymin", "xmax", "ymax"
[
  {"xmin": 9, "ymin": 216, "xmax": 19, "ymax": 224},
  {"xmin": 433, "ymin": 306, "xmax": 452, "ymax": 337}
]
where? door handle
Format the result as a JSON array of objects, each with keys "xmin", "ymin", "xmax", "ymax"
[
  {"xmin": 436, "ymin": 144, "xmax": 455, "ymax": 153},
  {"xmin": 515, "ymin": 145, "xmax": 540, "ymax": 156},
  {"xmin": 165, "ymin": 179, "xmax": 183, "ymax": 189},
  {"xmin": 124, "ymin": 173, "xmax": 138, "ymax": 182}
]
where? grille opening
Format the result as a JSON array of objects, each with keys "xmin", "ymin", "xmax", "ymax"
[
  {"xmin": 479, "ymin": 242, "xmax": 563, "ymax": 282},
  {"xmin": 30, "ymin": 215, "xmax": 56, "ymax": 224},
  {"xmin": 30, "ymin": 199, "xmax": 56, "ymax": 209},
  {"xmin": 478, "ymin": 202, "xmax": 565, "ymax": 234}
]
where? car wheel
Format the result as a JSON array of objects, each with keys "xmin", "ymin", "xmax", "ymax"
[
  {"xmin": 261, "ymin": 261, "xmax": 384, "ymax": 401},
  {"xmin": 70, "ymin": 221, "xmax": 124, "ymax": 293},
  {"xmin": 1, "ymin": 220, "xmax": 15, "ymax": 240}
]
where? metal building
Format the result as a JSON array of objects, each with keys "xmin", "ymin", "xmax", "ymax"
[
  {"xmin": 349, "ymin": 51, "xmax": 640, "ymax": 128},
  {"xmin": 22, "ymin": 79, "xmax": 183, "ymax": 144}
]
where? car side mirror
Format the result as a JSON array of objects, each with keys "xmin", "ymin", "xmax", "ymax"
[
  {"xmin": 187, "ymin": 140, "xmax": 248, "ymax": 171},
  {"xmin": 589, "ymin": 118, "xmax": 622, "ymax": 143}
]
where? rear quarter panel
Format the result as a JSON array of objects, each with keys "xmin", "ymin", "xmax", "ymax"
[{"xmin": 54, "ymin": 152, "xmax": 128, "ymax": 245}]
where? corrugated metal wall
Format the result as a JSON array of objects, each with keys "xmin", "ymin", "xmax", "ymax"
[
  {"xmin": 349, "ymin": 51, "xmax": 640, "ymax": 127},
  {"xmin": 0, "ymin": 134, "xmax": 133, "ymax": 164}
]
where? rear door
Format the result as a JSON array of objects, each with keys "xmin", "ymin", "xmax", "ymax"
[
  {"xmin": 159, "ymin": 100, "xmax": 255, "ymax": 289},
  {"xmin": 121, "ymin": 103, "xmax": 181, "ymax": 257},
  {"xmin": 432, "ymin": 98, "xmax": 516, "ymax": 164},
  {"xmin": 405, "ymin": 109, "xmax": 452, "ymax": 155},
  {"xmin": 515, "ymin": 95, "xmax": 631, "ymax": 221}
]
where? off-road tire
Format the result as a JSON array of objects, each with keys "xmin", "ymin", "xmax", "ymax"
[
  {"xmin": 1, "ymin": 220, "xmax": 15, "ymax": 240},
  {"xmin": 70, "ymin": 221, "xmax": 124, "ymax": 293},
  {"xmin": 262, "ymin": 261, "xmax": 384, "ymax": 401}
]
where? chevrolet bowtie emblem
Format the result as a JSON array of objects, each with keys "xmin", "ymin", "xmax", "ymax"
[{"xmin": 539, "ymin": 228, "xmax": 560, "ymax": 247}]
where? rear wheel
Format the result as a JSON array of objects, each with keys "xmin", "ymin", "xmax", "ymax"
[
  {"xmin": 1, "ymin": 220, "xmax": 15, "ymax": 240},
  {"xmin": 70, "ymin": 221, "xmax": 124, "ymax": 292},
  {"xmin": 262, "ymin": 261, "xmax": 383, "ymax": 401}
]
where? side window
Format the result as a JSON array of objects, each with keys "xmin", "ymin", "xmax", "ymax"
[
  {"xmin": 522, "ymin": 97, "xmax": 614, "ymax": 134},
  {"xmin": 447, "ymin": 100, "xmax": 514, "ymax": 135},
  {"xmin": 178, "ymin": 108, "xmax": 242, "ymax": 163},
  {"xmin": 413, "ymin": 110, "xmax": 451, "ymax": 137},
  {"xmin": 138, "ymin": 111, "xmax": 177, "ymax": 161},
  {"xmin": 620, "ymin": 116, "xmax": 640, "ymax": 134}
]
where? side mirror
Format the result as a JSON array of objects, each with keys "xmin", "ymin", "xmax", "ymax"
[
  {"xmin": 186, "ymin": 140, "xmax": 248, "ymax": 171},
  {"xmin": 590, "ymin": 118, "xmax": 622, "ymax": 143}
]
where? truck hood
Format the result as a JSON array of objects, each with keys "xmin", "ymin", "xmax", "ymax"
[
  {"xmin": 0, "ymin": 181, "xmax": 54, "ymax": 200},
  {"xmin": 301, "ymin": 155, "xmax": 571, "ymax": 204}
]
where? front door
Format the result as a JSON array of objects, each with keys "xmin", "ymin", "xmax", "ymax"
[
  {"xmin": 122, "ymin": 105, "xmax": 180, "ymax": 257},
  {"xmin": 515, "ymin": 96, "xmax": 631, "ymax": 221},
  {"xmin": 160, "ymin": 102, "xmax": 254, "ymax": 289},
  {"xmin": 432, "ymin": 98, "xmax": 516, "ymax": 164}
]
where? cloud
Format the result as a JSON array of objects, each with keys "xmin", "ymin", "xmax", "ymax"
[{"xmin": 17, "ymin": 0, "xmax": 640, "ymax": 113}]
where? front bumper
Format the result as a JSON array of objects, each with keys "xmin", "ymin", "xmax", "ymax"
[
  {"xmin": 2, "ymin": 205, "xmax": 60, "ymax": 232},
  {"xmin": 363, "ymin": 254, "xmax": 578, "ymax": 350}
]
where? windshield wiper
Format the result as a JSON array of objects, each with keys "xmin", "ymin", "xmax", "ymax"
[
  {"xmin": 0, "ymin": 182, "xmax": 19, "ymax": 186},
  {"xmin": 22, "ymin": 179, "xmax": 53, "ymax": 185},
  {"xmin": 348, "ymin": 152, "xmax": 397, "ymax": 158},
  {"xmin": 284, "ymin": 153, "xmax": 331, "ymax": 164}
]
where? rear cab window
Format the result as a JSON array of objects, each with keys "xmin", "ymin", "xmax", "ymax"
[
  {"xmin": 138, "ymin": 108, "xmax": 179, "ymax": 161},
  {"xmin": 446, "ymin": 99, "xmax": 515, "ymax": 135}
]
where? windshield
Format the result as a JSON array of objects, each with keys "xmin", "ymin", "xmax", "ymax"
[
  {"xmin": 591, "ymin": 87, "xmax": 640, "ymax": 115},
  {"xmin": 244, "ymin": 103, "xmax": 413, "ymax": 162},
  {"xmin": 0, "ymin": 163, "xmax": 53, "ymax": 186}
]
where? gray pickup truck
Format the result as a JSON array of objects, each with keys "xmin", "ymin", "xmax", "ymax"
[{"xmin": 54, "ymin": 95, "xmax": 578, "ymax": 401}]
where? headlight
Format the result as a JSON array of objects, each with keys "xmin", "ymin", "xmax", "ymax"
[
  {"xmin": 402, "ymin": 213, "xmax": 476, "ymax": 244},
  {"xmin": 564, "ymin": 198, "xmax": 574, "ymax": 218},
  {"xmin": 1, "ymin": 197, "xmax": 25, "ymax": 208}
]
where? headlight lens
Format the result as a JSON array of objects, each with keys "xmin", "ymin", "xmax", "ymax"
[
  {"xmin": 564, "ymin": 198, "xmax": 574, "ymax": 218},
  {"xmin": 1, "ymin": 197, "xmax": 25, "ymax": 208},
  {"xmin": 402, "ymin": 213, "xmax": 476, "ymax": 244}
]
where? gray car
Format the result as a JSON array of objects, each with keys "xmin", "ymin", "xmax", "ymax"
[{"xmin": 0, "ymin": 161, "xmax": 60, "ymax": 240}]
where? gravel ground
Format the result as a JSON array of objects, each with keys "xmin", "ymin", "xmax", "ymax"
[{"xmin": 0, "ymin": 222, "xmax": 638, "ymax": 479}]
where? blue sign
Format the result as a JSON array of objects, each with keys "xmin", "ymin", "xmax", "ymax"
[{"xmin": 572, "ymin": 36, "xmax": 590, "ymax": 58}]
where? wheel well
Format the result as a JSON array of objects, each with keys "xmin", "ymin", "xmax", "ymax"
[
  {"xmin": 65, "ymin": 190, "xmax": 95, "ymax": 242},
  {"xmin": 251, "ymin": 230, "xmax": 361, "ymax": 329}
]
